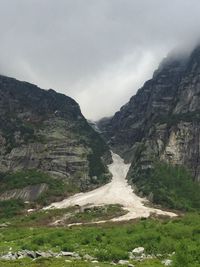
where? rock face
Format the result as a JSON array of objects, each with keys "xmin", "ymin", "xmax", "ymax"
[
  {"xmin": 98, "ymin": 45, "xmax": 200, "ymax": 182},
  {"xmin": 0, "ymin": 75, "xmax": 111, "ymax": 201},
  {"xmin": 0, "ymin": 184, "xmax": 48, "ymax": 201}
]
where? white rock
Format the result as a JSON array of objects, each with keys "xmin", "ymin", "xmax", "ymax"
[
  {"xmin": 1, "ymin": 252, "xmax": 17, "ymax": 260},
  {"xmin": 60, "ymin": 251, "xmax": 74, "ymax": 257},
  {"xmin": 83, "ymin": 254, "xmax": 96, "ymax": 261},
  {"xmin": 132, "ymin": 247, "xmax": 145, "ymax": 255},
  {"xmin": 162, "ymin": 259, "xmax": 173, "ymax": 266}
]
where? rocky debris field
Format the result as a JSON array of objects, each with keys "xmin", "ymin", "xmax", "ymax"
[{"xmin": 0, "ymin": 247, "xmax": 174, "ymax": 266}]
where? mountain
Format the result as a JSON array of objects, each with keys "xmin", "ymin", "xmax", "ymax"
[
  {"xmin": 98, "ymin": 46, "xmax": 200, "ymax": 210},
  {"xmin": 0, "ymin": 75, "xmax": 111, "ymax": 205}
]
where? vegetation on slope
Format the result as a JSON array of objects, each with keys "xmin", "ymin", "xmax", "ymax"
[
  {"xmin": 0, "ymin": 199, "xmax": 25, "ymax": 218},
  {"xmin": 74, "ymin": 119, "xmax": 112, "ymax": 185},
  {"xmin": 157, "ymin": 111, "xmax": 200, "ymax": 126},
  {"xmin": 131, "ymin": 161, "xmax": 200, "ymax": 211},
  {"xmin": 0, "ymin": 170, "xmax": 79, "ymax": 209}
]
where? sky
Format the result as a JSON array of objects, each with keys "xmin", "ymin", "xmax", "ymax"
[{"xmin": 0, "ymin": 0, "xmax": 200, "ymax": 120}]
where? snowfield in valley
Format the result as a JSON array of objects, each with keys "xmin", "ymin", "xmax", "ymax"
[{"xmin": 45, "ymin": 152, "xmax": 176, "ymax": 221}]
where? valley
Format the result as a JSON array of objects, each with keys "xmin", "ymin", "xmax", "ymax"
[
  {"xmin": 0, "ymin": 46, "xmax": 200, "ymax": 267},
  {"xmin": 45, "ymin": 152, "xmax": 176, "ymax": 223}
]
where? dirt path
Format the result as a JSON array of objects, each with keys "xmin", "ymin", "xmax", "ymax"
[{"xmin": 45, "ymin": 152, "xmax": 176, "ymax": 221}]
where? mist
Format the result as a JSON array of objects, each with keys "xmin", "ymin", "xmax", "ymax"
[{"xmin": 0, "ymin": 0, "xmax": 200, "ymax": 119}]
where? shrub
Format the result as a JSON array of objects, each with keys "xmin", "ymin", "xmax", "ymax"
[
  {"xmin": 133, "ymin": 161, "xmax": 200, "ymax": 211},
  {"xmin": 0, "ymin": 199, "xmax": 25, "ymax": 218}
]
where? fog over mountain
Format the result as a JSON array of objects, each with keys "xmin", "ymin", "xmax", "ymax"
[{"xmin": 0, "ymin": 0, "xmax": 200, "ymax": 119}]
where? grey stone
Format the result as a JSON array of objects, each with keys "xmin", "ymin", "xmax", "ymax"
[
  {"xmin": 59, "ymin": 251, "xmax": 74, "ymax": 257},
  {"xmin": 1, "ymin": 252, "xmax": 17, "ymax": 260},
  {"xmin": 83, "ymin": 254, "xmax": 96, "ymax": 261},
  {"xmin": 36, "ymin": 251, "xmax": 53, "ymax": 258},
  {"xmin": 162, "ymin": 259, "xmax": 173, "ymax": 266},
  {"xmin": 25, "ymin": 250, "xmax": 36, "ymax": 259},
  {"xmin": 132, "ymin": 247, "xmax": 145, "ymax": 255}
]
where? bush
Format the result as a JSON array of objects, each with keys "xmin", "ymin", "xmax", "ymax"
[
  {"xmin": 0, "ymin": 199, "xmax": 25, "ymax": 218},
  {"xmin": 0, "ymin": 170, "xmax": 77, "ymax": 207}
]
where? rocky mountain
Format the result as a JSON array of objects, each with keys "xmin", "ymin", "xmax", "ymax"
[
  {"xmin": 0, "ymin": 75, "xmax": 111, "ymax": 203},
  {"xmin": 98, "ymin": 45, "xmax": 200, "ymax": 209}
]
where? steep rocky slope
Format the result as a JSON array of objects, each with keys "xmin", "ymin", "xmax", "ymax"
[
  {"xmin": 0, "ymin": 75, "xmax": 111, "ymax": 203},
  {"xmin": 98, "ymin": 45, "xmax": 200, "ymax": 207}
]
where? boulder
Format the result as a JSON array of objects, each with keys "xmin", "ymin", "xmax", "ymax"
[
  {"xmin": 162, "ymin": 259, "xmax": 173, "ymax": 266},
  {"xmin": 83, "ymin": 254, "xmax": 96, "ymax": 261},
  {"xmin": 1, "ymin": 252, "xmax": 17, "ymax": 260},
  {"xmin": 132, "ymin": 247, "xmax": 145, "ymax": 255}
]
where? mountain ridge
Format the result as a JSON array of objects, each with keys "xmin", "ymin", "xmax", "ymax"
[
  {"xmin": 98, "ymin": 45, "xmax": 200, "ymax": 210},
  {"xmin": 0, "ymin": 74, "xmax": 111, "ymax": 204}
]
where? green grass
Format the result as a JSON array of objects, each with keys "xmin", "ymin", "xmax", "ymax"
[
  {"xmin": 0, "ymin": 258, "xmax": 127, "ymax": 267},
  {"xmin": 0, "ymin": 258, "xmax": 168, "ymax": 267},
  {"xmin": 0, "ymin": 213, "xmax": 199, "ymax": 266},
  {"xmin": 0, "ymin": 170, "xmax": 79, "ymax": 208},
  {"xmin": 0, "ymin": 199, "xmax": 25, "ymax": 218},
  {"xmin": 69, "ymin": 205, "xmax": 126, "ymax": 224},
  {"xmin": 0, "ymin": 170, "xmax": 66, "ymax": 193},
  {"xmin": 131, "ymin": 161, "xmax": 200, "ymax": 211}
]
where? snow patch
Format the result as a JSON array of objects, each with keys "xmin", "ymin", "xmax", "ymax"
[{"xmin": 44, "ymin": 152, "xmax": 176, "ymax": 221}]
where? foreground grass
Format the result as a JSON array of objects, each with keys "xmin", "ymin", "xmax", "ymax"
[
  {"xmin": 0, "ymin": 258, "xmax": 164, "ymax": 267},
  {"xmin": 0, "ymin": 258, "xmax": 120, "ymax": 267},
  {"xmin": 0, "ymin": 212, "xmax": 200, "ymax": 266}
]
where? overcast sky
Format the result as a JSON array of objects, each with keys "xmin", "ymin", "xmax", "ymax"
[{"xmin": 0, "ymin": 0, "xmax": 200, "ymax": 120}]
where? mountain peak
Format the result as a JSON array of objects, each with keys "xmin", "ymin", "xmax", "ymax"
[{"xmin": 99, "ymin": 45, "xmax": 200, "ymax": 182}]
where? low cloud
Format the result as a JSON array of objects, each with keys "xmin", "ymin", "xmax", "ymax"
[{"xmin": 0, "ymin": 0, "xmax": 200, "ymax": 119}]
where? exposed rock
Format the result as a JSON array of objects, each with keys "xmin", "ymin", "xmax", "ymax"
[
  {"xmin": 162, "ymin": 259, "xmax": 173, "ymax": 266},
  {"xmin": 59, "ymin": 251, "xmax": 75, "ymax": 257},
  {"xmin": 132, "ymin": 247, "xmax": 145, "ymax": 255},
  {"xmin": 1, "ymin": 252, "xmax": 17, "ymax": 260},
  {"xmin": 83, "ymin": 254, "xmax": 96, "ymax": 261},
  {"xmin": 35, "ymin": 251, "xmax": 53, "ymax": 258},
  {"xmin": 0, "ymin": 222, "xmax": 9, "ymax": 228},
  {"xmin": 0, "ymin": 250, "xmax": 80, "ymax": 260},
  {"xmin": 0, "ymin": 74, "xmax": 111, "ymax": 202},
  {"xmin": 99, "ymin": 45, "xmax": 200, "ymax": 182},
  {"xmin": 0, "ymin": 183, "xmax": 48, "ymax": 201},
  {"xmin": 24, "ymin": 250, "xmax": 36, "ymax": 259}
]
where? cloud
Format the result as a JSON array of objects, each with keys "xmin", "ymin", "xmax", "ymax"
[{"xmin": 0, "ymin": 0, "xmax": 200, "ymax": 119}]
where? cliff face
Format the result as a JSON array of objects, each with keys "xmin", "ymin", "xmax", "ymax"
[
  {"xmin": 0, "ymin": 75, "xmax": 111, "ymax": 202},
  {"xmin": 98, "ymin": 46, "xmax": 200, "ymax": 182}
]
